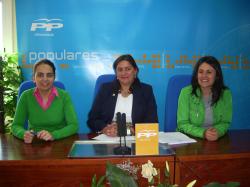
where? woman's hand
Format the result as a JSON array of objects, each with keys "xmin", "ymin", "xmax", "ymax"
[
  {"xmin": 129, "ymin": 126, "xmax": 135, "ymax": 136},
  {"xmin": 24, "ymin": 131, "xmax": 35, "ymax": 143},
  {"xmin": 205, "ymin": 128, "xmax": 218, "ymax": 141},
  {"xmin": 102, "ymin": 122, "xmax": 117, "ymax": 137},
  {"xmin": 37, "ymin": 130, "xmax": 54, "ymax": 141}
]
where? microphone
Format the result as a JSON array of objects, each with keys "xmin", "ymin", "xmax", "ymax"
[
  {"xmin": 116, "ymin": 112, "xmax": 123, "ymax": 137},
  {"xmin": 121, "ymin": 113, "xmax": 127, "ymax": 136},
  {"xmin": 113, "ymin": 112, "xmax": 131, "ymax": 155}
]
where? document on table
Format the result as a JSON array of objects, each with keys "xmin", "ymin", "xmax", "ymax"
[
  {"xmin": 74, "ymin": 132, "xmax": 195, "ymax": 145},
  {"xmin": 73, "ymin": 134, "xmax": 134, "ymax": 145},
  {"xmin": 92, "ymin": 134, "xmax": 135, "ymax": 143},
  {"xmin": 159, "ymin": 132, "xmax": 196, "ymax": 145}
]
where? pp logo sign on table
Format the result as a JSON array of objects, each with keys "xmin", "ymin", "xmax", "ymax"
[{"xmin": 135, "ymin": 123, "xmax": 159, "ymax": 155}]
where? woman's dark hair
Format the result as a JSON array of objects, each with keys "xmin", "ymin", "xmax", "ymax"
[
  {"xmin": 33, "ymin": 59, "xmax": 56, "ymax": 76},
  {"xmin": 113, "ymin": 54, "xmax": 139, "ymax": 74},
  {"xmin": 191, "ymin": 56, "xmax": 227, "ymax": 105},
  {"xmin": 112, "ymin": 54, "xmax": 140, "ymax": 93}
]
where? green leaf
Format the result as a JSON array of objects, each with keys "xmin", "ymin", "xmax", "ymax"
[
  {"xmin": 157, "ymin": 184, "xmax": 164, "ymax": 187},
  {"xmin": 91, "ymin": 174, "xmax": 106, "ymax": 187},
  {"xmin": 203, "ymin": 182, "xmax": 221, "ymax": 187},
  {"xmin": 224, "ymin": 182, "xmax": 240, "ymax": 187},
  {"xmin": 108, "ymin": 175, "xmax": 124, "ymax": 187},
  {"xmin": 165, "ymin": 168, "xmax": 170, "ymax": 177},
  {"xmin": 106, "ymin": 162, "xmax": 138, "ymax": 187},
  {"xmin": 203, "ymin": 181, "xmax": 240, "ymax": 187},
  {"xmin": 96, "ymin": 175, "xmax": 106, "ymax": 187},
  {"xmin": 91, "ymin": 174, "xmax": 97, "ymax": 187},
  {"xmin": 0, "ymin": 52, "xmax": 23, "ymax": 132}
]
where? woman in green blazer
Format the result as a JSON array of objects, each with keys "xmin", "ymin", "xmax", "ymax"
[{"xmin": 177, "ymin": 56, "xmax": 232, "ymax": 141}]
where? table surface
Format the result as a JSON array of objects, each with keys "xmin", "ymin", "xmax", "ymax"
[
  {"xmin": 0, "ymin": 133, "xmax": 176, "ymax": 186},
  {"xmin": 172, "ymin": 129, "xmax": 250, "ymax": 158},
  {"xmin": 171, "ymin": 130, "xmax": 250, "ymax": 187},
  {"xmin": 1, "ymin": 130, "xmax": 250, "ymax": 160},
  {"xmin": 0, "ymin": 130, "xmax": 250, "ymax": 187},
  {"xmin": 0, "ymin": 133, "xmax": 176, "ymax": 160}
]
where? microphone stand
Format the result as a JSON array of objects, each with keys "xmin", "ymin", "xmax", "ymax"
[
  {"xmin": 114, "ymin": 136, "xmax": 131, "ymax": 155},
  {"xmin": 114, "ymin": 113, "xmax": 131, "ymax": 155}
]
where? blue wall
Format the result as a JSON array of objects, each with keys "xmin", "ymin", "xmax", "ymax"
[{"xmin": 16, "ymin": 0, "xmax": 250, "ymax": 132}]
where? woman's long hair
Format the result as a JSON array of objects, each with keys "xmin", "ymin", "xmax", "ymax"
[{"xmin": 191, "ymin": 56, "xmax": 227, "ymax": 105}]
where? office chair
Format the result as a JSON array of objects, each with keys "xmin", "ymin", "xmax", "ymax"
[
  {"xmin": 94, "ymin": 74, "xmax": 115, "ymax": 96},
  {"xmin": 17, "ymin": 80, "xmax": 66, "ymax": 129},
  {"xmin": 164, "ymin": 74, "xmax": 192, "ymax": 132},
  {"xmin": 18, "ymin": 80, "xmax": 66, "ymax": 100}
]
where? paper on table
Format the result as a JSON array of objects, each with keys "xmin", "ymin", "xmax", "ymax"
[
  {"xmin": 77, "ymin": 132, "xmax": 194, "ymax": 145},
  {"xmin": 74, "ymin": 140, "xmax": 119, "ymax": 144},
  {"xmin": 159, "ymin": 132, "xmax": 196, "ymax": 145},
  {"xmin": 92, "ymin": 134, "xmax": 135, "ymax": 142}
]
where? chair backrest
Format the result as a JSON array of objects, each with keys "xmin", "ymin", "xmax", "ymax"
[
  {"xmin": 94, "ymin": 74, "xmax": 115, "ymax": 97},
  {"xmin": 18, "ymin": 80, "xmax": 65, "ymax": 100},
  {"xmin": 164, "ymin": 74, "xmax": 192, "ymax": 132},
  {"xmin": 17, "ymin": 80, "xmax": 65, "ymax": 129}
]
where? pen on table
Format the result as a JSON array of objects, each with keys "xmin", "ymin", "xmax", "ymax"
[{"xmin": 30, "ymin": 130, "xmax": 37, "ymax": 136}]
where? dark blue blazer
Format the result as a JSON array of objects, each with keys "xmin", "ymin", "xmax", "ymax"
[{"xmin": 87, "ymin": 79, "xmax": 158, "ymax": 132}]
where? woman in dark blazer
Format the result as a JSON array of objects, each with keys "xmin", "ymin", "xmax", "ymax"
[{"xmin": 87, "ymin": 54, "xmax": 158, "ymax": 136}]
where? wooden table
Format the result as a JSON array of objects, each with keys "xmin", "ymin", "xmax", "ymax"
[
  {"xmin": 1, "ymin": 130, "xmax": 250, "ymax": 187},
  {"xmin": 173, "ymin": 130, "xmax": 250, "ymax": 187},
  {"xmin": 0, "ymin": 134, "xmax": 174, "ymax": 187}
]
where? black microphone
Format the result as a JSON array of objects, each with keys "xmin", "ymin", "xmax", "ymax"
[
  {"xmin": 116, "ymin": 112, "xmax": 122, "ymax": 137},
  {"xmin": 113, "ymin": 112, "xmax": 131, "ymax": 155},
  {"xmin": 121, "ymin": 113, "xmax": 127, "ymax": 136}
]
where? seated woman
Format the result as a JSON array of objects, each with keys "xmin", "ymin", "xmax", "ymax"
[
  {"xmin": 12, "ymin": 59, "xmax": 78, "ymax": 143},
  {"xmin": 87, "ymin": 54, "xmax": 158, "ymax": 136},
  {"xmin": 177, "ymin": 56, "xmax": 232, "ymax": 141}
]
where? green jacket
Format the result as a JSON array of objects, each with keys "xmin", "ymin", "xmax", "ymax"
[
  {"xmin": 11, "ymin": 88, "xmax": 79, "ymax": 140},
  {"xmin": 177, "ymin": 85, "xmax": 232, "ymax": 138}
]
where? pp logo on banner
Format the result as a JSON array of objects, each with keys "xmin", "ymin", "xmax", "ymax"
[
  {"xmin": 30, "ymin": 18, "xmax": 63, "ymax": 35},
  {"xmin": 135, "ymin": 123, "xmax": 159, "ymax": 155}
]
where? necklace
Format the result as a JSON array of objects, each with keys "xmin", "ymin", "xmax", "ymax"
[{"xmin": 120, "ymin": 88, "xmax": 131, "ymax": 97}]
